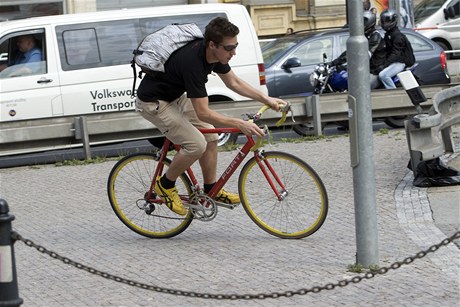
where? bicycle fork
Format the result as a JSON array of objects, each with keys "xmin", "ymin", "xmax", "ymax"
[{"xmin": 255, "ymin": 151, "xmax": 288, "ymax": 201}]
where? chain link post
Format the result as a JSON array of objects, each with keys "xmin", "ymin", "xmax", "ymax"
[{"xmin": 0, "ymin": 199, "xmax": 23, "ymax": 306}]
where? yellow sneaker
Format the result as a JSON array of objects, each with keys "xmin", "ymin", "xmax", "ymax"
[
  {"xmin": 215, "ymin": 189, "xmax": 240, "ymax": 204},
  {"xmin": 154, "ymin": 177, "xmax": 187, "ymax": 216}
]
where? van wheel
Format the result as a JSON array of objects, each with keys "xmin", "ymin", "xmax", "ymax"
[
  {"xmin": 218, "ymin": 132, "xmax": 238, "ymax": 146},
  {"xmin": 209, "ymin": 95, "xmax": 240, "ymax": 146},
  {"xmin": 384, "ymin": 116, "xmax": 410, "ymax": 128},
  {"xmin": 292, "ymin": 122, "xmax": 325, "ymax": 136}
]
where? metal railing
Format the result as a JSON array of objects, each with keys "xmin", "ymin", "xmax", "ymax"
[{"xmin": 0, "ymin": 84, "xmax": 456, "ymax": 158}]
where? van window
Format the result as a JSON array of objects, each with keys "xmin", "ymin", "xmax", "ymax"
[
  {"xmin": 139, "ymin": 13, "xmax": 225, "ymax": 35},
  {"xmin": 414, "ymin": 0, "xmax": 446, "ymax": 22},
  {"xmin": 57, "ymin": 19, "xmax": 140, "ymax": 70},
  {"xmin": 0, "ymin": 30, "xmax": 46, "ymax": 78},
  {"xmin": 414, "ymin": 0, "xmax": 460, "ymax": 23},
  {"xmin": 56, "ymin": 13, "xmax": 225, "ymax": 71}
]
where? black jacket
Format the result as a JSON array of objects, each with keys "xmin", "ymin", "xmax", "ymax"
[
  {"xmin": 383, "ymin": 27, "xmax": 412, "ymax": 68},
  {"xmin": 368, "ymin": 30, "xmax": 386, "ymax": 74},
  {"xmin": 331, "ymin": 28, "xmax": 386, "ymax": 75}
]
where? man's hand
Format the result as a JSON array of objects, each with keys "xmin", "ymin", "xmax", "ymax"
[
  {"xmin": 265, "ymin": 97, "xmax": 288, "ymax": 112},
  {"xmin": 238, "ymin": 120, "xmax": 265, "ymax": 137}
]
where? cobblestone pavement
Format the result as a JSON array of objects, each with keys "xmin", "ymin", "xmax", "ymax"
[{"xmin": 0, "ymin": 125, "xmax": 458, "ymax": 307}]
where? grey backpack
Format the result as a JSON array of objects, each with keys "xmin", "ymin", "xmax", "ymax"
[{"xmin": 131, "ymin": 23, "xmax": 203, "ymax": 95}]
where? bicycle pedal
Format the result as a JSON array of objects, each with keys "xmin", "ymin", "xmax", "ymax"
[{"xmin": 215, "ymin": 201, "xmax": 240, "ymax": 209}]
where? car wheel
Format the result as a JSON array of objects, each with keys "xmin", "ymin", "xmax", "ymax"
[
  {"xmin": 384, "ymin": 116, "xmax": 410, "ymax": 128},
  {"xmin": 434, "ymin": 40, "xmax": 452, "ymax": 59}
]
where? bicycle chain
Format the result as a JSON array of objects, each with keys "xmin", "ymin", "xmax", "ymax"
[{"xmin": 11, "ymin": 230, "xmax": 460, "ymax": 300}]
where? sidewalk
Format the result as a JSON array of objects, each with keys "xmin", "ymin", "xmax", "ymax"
[
  {"xmin": 0, "ymin": 125, "xmax": 458, "ymax": 306},
  {"xmin": 426, "ymin": 153, "xmax": 460, "ymax": 247}
]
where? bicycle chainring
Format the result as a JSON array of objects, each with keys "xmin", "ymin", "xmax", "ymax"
[{"xmin": 188, "ymin": 194, "xmax": 217, "ymax": 221}]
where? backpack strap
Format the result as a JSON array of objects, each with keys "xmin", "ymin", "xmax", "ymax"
[
  {"xmin": 131, "ymin": 59, "xmax": 136, "ymax": 99},
  {"xmin": 131, "ymin": 49, "xmax": 144, "ymax": 99}
]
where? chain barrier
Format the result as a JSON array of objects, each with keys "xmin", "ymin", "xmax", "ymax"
[{"xmin": 11, "ymin": 230, "xmax": 460, "ymax": 300}]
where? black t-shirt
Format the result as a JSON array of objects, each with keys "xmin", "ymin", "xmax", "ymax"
[{"xmin": 136, "ymin": 39, "xmax": 230, "ymax": 102}]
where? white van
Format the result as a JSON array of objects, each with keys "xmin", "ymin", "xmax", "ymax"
[
  {"xmin": 414, "ymin": 0, "xmax": 460, "ymax": 57},
  {"xmin": 0, "ymin": 4, "xmax": 267, "ymax": 123}
]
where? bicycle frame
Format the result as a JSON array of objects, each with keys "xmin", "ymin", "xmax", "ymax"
[
  {"xmin": 108, "ymin": 102, "xmax": 328, "ymax": 239},
  {"xmin": 148, "ymin": 127, "xmax": 287, "ymax": 205}
]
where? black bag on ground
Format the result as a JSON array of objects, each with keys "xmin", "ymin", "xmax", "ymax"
[{"xmin": 408, "ymin": 157, "xmax": 460, "ymax": 187}]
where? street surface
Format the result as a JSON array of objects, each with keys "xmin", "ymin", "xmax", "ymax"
[{"xmin": 0, "ymin": 124, "xmax": 458, "ymax": 306}]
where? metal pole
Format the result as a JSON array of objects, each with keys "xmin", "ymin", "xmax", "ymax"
[
  {"xmin": 346, "ymin": 1, "xmax": 379, "ymax": 266},
  {"xmin": 78, "ymin": 116, "xmax": 91, "ymax": 160},
  {"xmin": 0, "ymin": 199, "xmax": 23, "ymax": 306},
  {"xmin": 388, "ymin": 0, "xmax": 401, "ymax": 26}
]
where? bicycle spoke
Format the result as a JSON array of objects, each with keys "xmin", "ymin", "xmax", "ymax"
[
  {"xmin": 107, "ymin": 153, "xmax": 193, "ymax": 238},
  {"xmin": 239, "ymin": 151, "xmax": 328, "ymax": 239}
]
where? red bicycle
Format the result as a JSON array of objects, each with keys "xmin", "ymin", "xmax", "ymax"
[{"xmin": 107, "ymin": 104, "xmax": 328, "ymax": 239}]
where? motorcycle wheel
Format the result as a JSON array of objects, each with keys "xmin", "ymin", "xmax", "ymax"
[
  {"xmin": 293, "ymin": 122, "xmax": 325, "ymax": 136},
  {"xmin": 384, "ymin": 116, "xmax": 411, "ymax": 128}
]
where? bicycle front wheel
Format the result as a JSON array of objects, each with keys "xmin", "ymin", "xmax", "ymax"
[
  {"xmin": 107, "ymin": 152, "xmax": 193, "ymax": 238},
  {"xmin": 239, "ymin": 151, "xmax": 328, "ymax": 239}
]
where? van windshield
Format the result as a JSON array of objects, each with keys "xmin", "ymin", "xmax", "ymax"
[{"xmin": 414, "ymin": 0, "xmax": 445, "ymax": 22}]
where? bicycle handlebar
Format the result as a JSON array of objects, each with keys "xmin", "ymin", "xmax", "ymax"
[
  {"xmin": 249, "ymin": 102, "xmax": 293, "ymax": 151},
  {"xmin": 251, "ymin": 102, "xmax": 292, "ymax": 127}
]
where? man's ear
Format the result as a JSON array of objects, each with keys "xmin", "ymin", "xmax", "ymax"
[{"xmin": 209, "ymin": 41, "xmax": 217, "ymax": 49}]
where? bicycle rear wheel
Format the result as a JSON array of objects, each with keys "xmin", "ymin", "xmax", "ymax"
[
  {"xmin": 107, "ymin": 152, "xmax": 193, "ymax": 238},
  {"xmin": 238, "ymin": 151, "xmax": 328, "ymax": 239}
]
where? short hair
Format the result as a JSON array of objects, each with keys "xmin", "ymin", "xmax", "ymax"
[
  {"xmin": 19, "ymin": 35, "xmax": 35, "ymax": 44},
  {"xmin": 204, "ymin": 17, "xmax": 239, "ymax": 46}
]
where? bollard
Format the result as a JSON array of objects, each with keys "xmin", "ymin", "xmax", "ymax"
[{"xmin": 0, "ymin": 199, "xmax": 23, "ymax": 307}]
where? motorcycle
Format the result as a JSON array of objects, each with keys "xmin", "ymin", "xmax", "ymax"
[{"xmin": 293, "ymin": 54, "xmax": 418, "ymax": 136}]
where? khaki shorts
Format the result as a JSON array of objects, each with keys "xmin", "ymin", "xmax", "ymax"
[{"xmin": 135, "ymin": 93, "xmax": 219, "ymax": 156}]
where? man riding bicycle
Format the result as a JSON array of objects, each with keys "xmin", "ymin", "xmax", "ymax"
[{"xmin": 135, "ymin": 17, "xmax": 287, "ymax": 215}]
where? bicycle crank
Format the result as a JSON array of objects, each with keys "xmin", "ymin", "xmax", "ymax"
[{"xmin": 187, "ymin": 194, "xmax": 217, "ymax": 221}]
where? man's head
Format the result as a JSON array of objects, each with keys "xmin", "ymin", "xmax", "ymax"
[
  {"xmin": 17, "ymin": 35, "xmax": 36, "ymax": 53},
  {"xmin": 363, "ymin": 11, "xmax": 376, "ymax": 36},
  {"xmin": 380, "ymin": 9, "xmax": 398, "ymax": 31},
  {"xmin": 204, "ymin": 17, "xmax": 239, "ymax": 64}
]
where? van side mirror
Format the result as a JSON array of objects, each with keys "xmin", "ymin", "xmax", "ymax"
[
  {"xmin": 323, "ymin": 53, "xmax": 327, "ymax": 61},
  {"xmin": 444, "ymin": 7, "xmax": 455, "ymax": 19},
  {"xmin": 282, "ymin": 57, "xmax": 301, "ymax": 70}
]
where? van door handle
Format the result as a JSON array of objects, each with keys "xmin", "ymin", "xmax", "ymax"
[{"xmin": 37, "ymin": 78, "xmax": 53, "ymax": 84}]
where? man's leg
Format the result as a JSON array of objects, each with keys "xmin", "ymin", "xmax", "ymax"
[
  {"xmin": 199, "ymin": 140, "xmax": 218, "ymax": 185},
  {"xmin": 370, "ymin": 73, "xmax": 380, "ymax": 89},
  {"xmin": 378, "ymin": 62, "xmax": 405, "ymax": 89},
  {"xmin": 180, "ymin": 98, "xmax": 240, "ymax": 204},
  {"xmin": 136, "ymin": 96, "xmax": 206, "ymax": 215}
]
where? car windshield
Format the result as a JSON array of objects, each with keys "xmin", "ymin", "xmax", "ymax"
[
  {"xmin": 262, "ymin": 38, "xmax": 299, "ymax": 67},
  {"xmin": 414, "ymin": 0, "xmax": 445, "ymax": 22}
]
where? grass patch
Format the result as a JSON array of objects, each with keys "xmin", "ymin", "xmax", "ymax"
[
  {"xmin": 347, "ymin": 263, "xmax": 380, "ymax": 273},
  {"xmin": 55, "ymin": 156, "xmax": 109, "ymax": 167},
  {"xmin": 281, "ymin": 135, "xmax": 326, "ymax": 143}
]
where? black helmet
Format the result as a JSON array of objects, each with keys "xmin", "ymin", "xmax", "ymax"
[
  {"xmin": 363, "ymin": 11, "xmax": 376, "ymax": 34},
  {"xmin": 380, "ymin": 9, "xmax": 398, "ymax": 31}
]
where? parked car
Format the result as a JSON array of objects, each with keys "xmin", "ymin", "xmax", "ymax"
[
  {"xmin": 262, "ymin": 27, "xmax": 451, "ymax": 98},
  {"xmin": 414, "ymin": 0, "xmax": 460, "ymax": 58}
]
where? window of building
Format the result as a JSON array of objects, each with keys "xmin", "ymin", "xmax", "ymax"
[{"xmin": 0, "ymin": 1, "xmax": 64, "ymax": 21}]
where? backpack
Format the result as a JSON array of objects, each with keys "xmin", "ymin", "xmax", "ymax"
[
  {"xmin": 131, "ymin": 23, "xmax": 203, "ymax": 97},
  {"xmin": 402, "ymin": 34, "xmax": 416, "ymax": 67}
]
